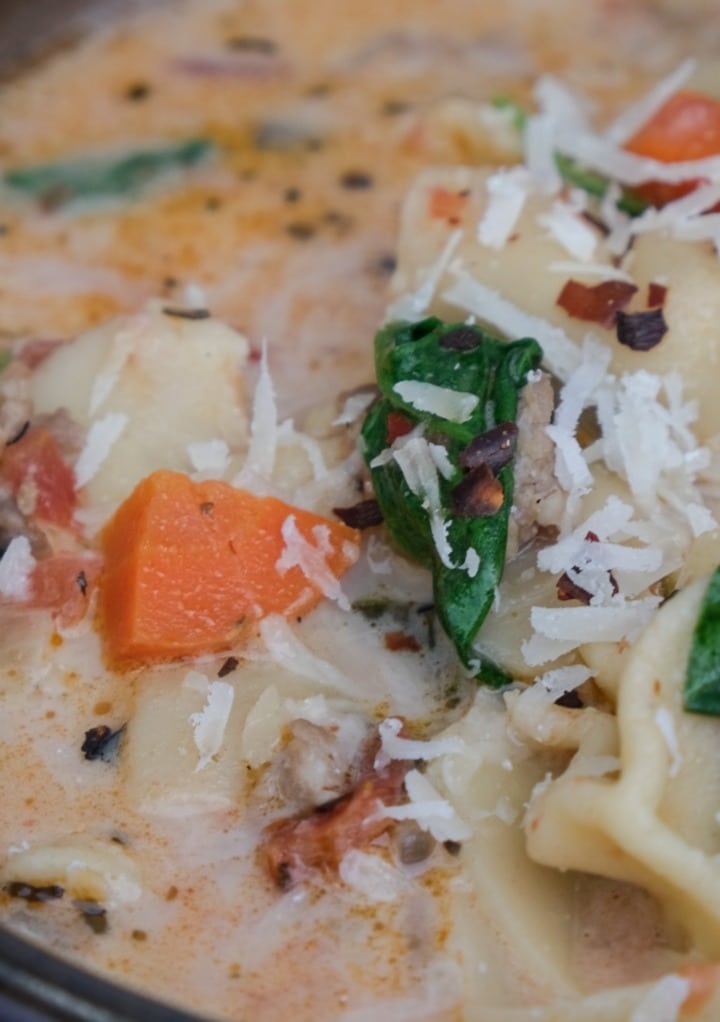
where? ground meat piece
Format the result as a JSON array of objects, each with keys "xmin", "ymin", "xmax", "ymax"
[
  {"xmin": 263, "ymin": 759, "xmax": 408, "ymax": 888},
  {"xmin": 508, "ymin": 372, "xmax": 562, "ymax": 555},
  {"xmin": 275, "ymin": 719, "xmax": 366, "ymax": 811}
]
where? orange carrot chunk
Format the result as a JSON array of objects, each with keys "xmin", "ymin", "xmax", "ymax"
[
  {"xmin": 98, "ymin": 469, "xmax": 360, "ymax": 668},
  {"xmin": 625, "ymin": 90, "xmax": 720, "ymax": 206}
]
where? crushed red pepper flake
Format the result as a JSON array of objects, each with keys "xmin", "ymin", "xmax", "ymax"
[
  {"xmin": 647, "ymin": 281, "xmax": 668, "ymax": 308},
  {"xmin": 333, "ymin": 498, "xmax": 383, "ymax": 529},
  {"xmin": 386, "ymin": 410, "xmax": 414, "ymax": 444},
  {"xmin": 458, "ymin": 422, "xmax": 517, "ymax": 472},
  {"xmin": 556, "ymin": 531, "xmax": 619, "ymax": 604},
  {"xmin": 556, "ymin": 278, "xmax": 638, "ymax": 328},
  {"xmin": 451, "ymin": 463, "xmax": 504, "ymax": 518},
  {"xmin": 384, "ymin": 630, "xmax": 422, "ymax": 653}
]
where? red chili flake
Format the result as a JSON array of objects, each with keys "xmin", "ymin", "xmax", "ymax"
[
  {"xmin": 556, "ymin": 572, "xmax": 593, "ymax": 604},
  {"xmin": 384, "ymin": 631, "xmax": 421, "ymax": 653},
  {"xmin": 647, "ymin": 282, "xmax": 668, "ymax": 308},
  {"xmin": 428, "ymin": 186, "xmax": 469, "ymax": 224},
  {"xmin": 450, "ymin": 463, "xmax": 504, "ymax": 518},
  {"xmin": 386, "ymin": 410, "xmax": 414, "ymax": 444},
  {"xmin": 333, "ymin": 499, "xmax": 383, "ymax": 529},
  {"xmin": 458, "ymin": 422, "xmax": 517, "ymax": 473},
  {"xmin": 616, "ymin": 308, "xmax": 668, "ymax": 351},
  {"xmin": 556, "ymin": 530, "xmax": 619, "ymax": 604},
  {"xmin": 556, "ymin": 279, "xmax": 638, "ymax": 328}
]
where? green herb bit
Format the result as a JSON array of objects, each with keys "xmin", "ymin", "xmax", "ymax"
[
  {"xmin": 361, "ymin": 318, "xmax": 542, "ymax": 682},
  {"xmin": 490, "ymin": 96, "xmax": 528, "ymax": 133},
  {"xmin": 0, "ymin": 349, "xmax": 12, "ymax": 374},
  {"xmin": 684, "ymin": 568, "xmax": 720, "ymax": 715},
  {"xmin": 489, "ymin": 95, "xmax": 649, "ymax": 216},
  {"xmin": 4, "ymin": 138, "xmax": 212, "ymax": 205},
  {"xmin": 553, "ymin": 153, "xmax": 648, "ymax": 216}
]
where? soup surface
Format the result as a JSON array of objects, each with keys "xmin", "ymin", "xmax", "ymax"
[{"xmin": 2, "ymin": 2, "xmax": 720, "ymax": 1020}]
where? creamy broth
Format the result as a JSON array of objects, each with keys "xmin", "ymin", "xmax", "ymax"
[{"xmin": 1, "ymin": 2, "xmax": 720, "ymax": 1021}]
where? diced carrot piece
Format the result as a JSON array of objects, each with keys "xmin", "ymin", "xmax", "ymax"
[
  {"xmin": 625, "ymin": 90, "xmax": 720, "ymax": 206},
  {"xmin": 2, "ymin": 426, "xmax": 76, "ymax": 527},
  {"xmin": 98, "ymin": 469, "xmax": 360, "ymax": 668}
]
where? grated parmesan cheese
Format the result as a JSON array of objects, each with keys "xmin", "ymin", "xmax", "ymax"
[
  {"xmin": 477, "ymin": 167, "xmax": 531, "ymax": 249},
  {"xmin": 73, "ymin": 411, "xmax": 128, "ymax": 490},
  {"xmin": 386, "ymin": 229, "xmax": 462, "ymax": 322},
  {"xmin": 276, "ymin": 515, "xmax": 355, "ymax": 611},
  {"xmin": 605, "ymin": 58, "xmax": 696, "ymax": 146},
  {"xmin": 522, "ymin": 597, "xmax": 661, "ymax": 666},
  {"xmin": 393, "ymin": 379, "xmax": 479, "ymax": 423},
  {"xmin": 187, "ymin": 438, "xmax": 230, "ymax": 476},
  {"xmin": 189, "ymin": 680, "xmax": 235, "ymax": 772},
  {"xmin": 0, "ymin": 535, "xmax": 35, "ymax": 601},
  {"xmin": 629, "ymin": 974, "xmax": 690, "ymax": 1022},
  {"xmin": 238, "ymin": 340, "xmax": 277, "ymax": 482},
  {"xmin": 538, "ymin": 194, "xmax": 598, "ymax": 262},
  {"xmin": 381, "ymin": 769, "xmax": 472, "ymax": 843},
  {"xmin": 375, "ymin": 718, "xmax": 465, "ymax": 768},
  {"xmin": 443, "ymin": 271, "xmax": 581, "ymax": 380},
  {"xmin": 332, "ymin": 390, "xmax": 377, "ymax": 426}
]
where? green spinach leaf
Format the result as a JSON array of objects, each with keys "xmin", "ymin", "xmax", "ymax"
[
  {"xmin": 4, "ymin": 138, "xmax": 212, "ymax": 205},
  {"xmin": 684, "ymin": 568, "xmax": 720, "ymax": 715},
  {"xmin": 361, "ymin": 318, "xmax": 541, "ymax": 683}
]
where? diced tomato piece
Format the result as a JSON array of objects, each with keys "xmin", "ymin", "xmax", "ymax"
[
  {"xmin": 386, "ymin": 411, "xmax": 414, "ymax": 444},
  {"xmin": 428, "ymin": 186, "xmax": 469, "ymax": 223},
  {"xmin": 625, "ymin": 90, "xmax": 720, "ymax": 206},
  {"xmin": 31, "ymin": 554, "xmax": 100, "ymax": 626},
  {"xmin": 2, "ymin": 427, "xmax": 76, "ymax": 527}
]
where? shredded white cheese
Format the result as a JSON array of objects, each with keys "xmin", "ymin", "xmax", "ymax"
[
  {"xmin": 629, "ymin": 974, "xmax": 690, "ymax": 1022},
  {"xmin": 375, "ymin": 718, "xmax": 465, "ymax": 769},
  {"xmin": 332, "ymin": 390, "xmax": 376, "ymax": 426},
  {"xmin": 477, "ymin": 167, "xmax": 530, "ymax": 249},
  {"xmin": 189, "ymin": 680, "xmax": 235, "ymax": 772},
  {"xmin": 393, "ymin": 379, "xmax": 479, "ymax": 423},
  {"xmin": 240, "ymin": 340, "xmax": 277, "ymax": 481},
  {"xmin": 187, "ymin": 438, "xmax": 230, "ymax": 476},
  {"xmin": 0, "ymin": 535, "xmax": 35, "ymax": 601},
  {"xmin": 386, "ymin": 229, "xmax": 462, "ymax": 322},
  {"xmin": 605, "ymin": 58, "xmax": 696, "ymax": 146},
  {"xmin": 381, "ymin": 769, "xmax": 472, "ymax": 843},
  {"xmin": 73, "ymin": 412, "xmax": 128, "ymax": 489},
  {"xmin": 276, "ymin": 515, "xmax": 355, "ymax": 611},
  {"xmin": 538, "ymin": 194, "xmax": 598, "ymax": 262},
  {"xmin": 443, "ymin": 271, "xmax": 581, "ymax": 381}
]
